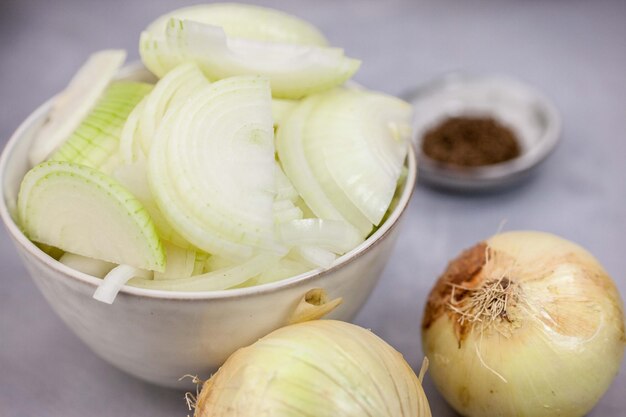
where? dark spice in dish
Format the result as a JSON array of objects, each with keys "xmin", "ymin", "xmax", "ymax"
[{"xmin": 421, "ymin": 116, "xmax": 521, "ymax": 167}]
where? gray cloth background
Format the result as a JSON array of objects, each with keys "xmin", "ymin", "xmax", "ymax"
[{"xmin": 1, "ymin": 0, "xmax": 625, "ymax": 415}]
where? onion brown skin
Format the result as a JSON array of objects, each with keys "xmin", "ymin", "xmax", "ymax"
[{"xmin": 422, "ymin": 231, "xmax": 625, "ymax": 417}]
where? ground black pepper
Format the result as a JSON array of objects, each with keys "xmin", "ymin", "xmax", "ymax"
[{"xmin": 421, "ymin": 116, "xmax": 521, "ymax": 167}]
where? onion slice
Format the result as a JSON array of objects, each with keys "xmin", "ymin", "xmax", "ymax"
[
  {"xmin": 276, "ymin": 96, "xmax": 346, "ymax": 222},
  {"xmin": 275, "ymin": 162, "xmax": 299, "ymax": 202},
  {"xmin": 29, "ymin": 50, "xmax": 126, "ymax": 165},
  {"xmin": 50, "ymin": 81, "xmax": 153, "ymax": 171},
  {"xmin": 139, "ymin": 19, "xmax": 360, "ymax": 98},
  {"xmin": 305, "ymin": 89, "xmax": 412, "ymax": 225},
  {"xmin": 128, "ymin": 254, "xmax": 279, "ymax": 291},
  {"xmin": 93, "ymin": 264, "xmax": 152, "ymax": 304},
  {"xmin": 148, "ymin": 75, "xmax": 281, "ymax": 260},
  {"xmin": 18, "ymin": 161, "xmax": 165, "ymax": 271},
  {"xmin": 290, "ymin": 246, "xmax": 337, "ymax": 268},
  {"xmin": 271, "ymin": 98, "xmax": 298, "ymax": 128},
  {"xmin": 255, "ymin": 258, "xmax": 311, "ymax": 285},
  {"xmin": 145, "ymin": 3, "xmax": 328, "ymax": 46},
  {"xmin": 277, "ymin": 219, "xmax": 363, "ymax": 255},
  {"xmin": 138, "ymin": 62, "xmax": 208, "ymax": 153},
  {"xmin": 154, "ymin": 243, "xmax": 197, "ymax": 280},
  {"xmin": 59, "ymin": 252, "xmax": 116, "ymax": 278},
  {"xmin": 112, "ymin": 159, "xmax": 192, "ymax": 249},
  {"xmin": 120, "ymin": 63, "xmax": 209, "ymax": 163},
  {"xmin": 119, "ymin": 97, "xmax": 147, "ymax": 164}
]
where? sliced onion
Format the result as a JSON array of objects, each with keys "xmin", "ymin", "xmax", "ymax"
[
  {"xmin": 193, "ymin": 251, "xmax": 210, "ymax": 275},
  {"xmin": 154, "ymin": 243, "xmax": 196, "ymax": 280},
  {"xmin": 271, "ymin": 98, "xmax": 298, "ymax": 128},
  {"xmin": 29, "ymin": 50, "xmax": 127, "ymax": 165},
  {"xmin": 277, "ymin": 219, "xmax": 363, "ymax": 255},
  {"xmin": 18, "ymin": 161, "xmax": 165, "ymax": 271},
  {"xmin": 294, "ymin": 197, "xmax": 316, "ymax": 219},
  {"xmin": 50, "ymin": 81, "xmax": 152, "ymax": 172},
  {"xmin": 276, "ymin": 94, "xmax": 372, "ymax": 236},
  {"xmin": 301, "ymin": 92, "xmax": 374, "ymax": 235},
  {"xmin": 276, "ymin": 95, "xmax": 345, "ymax": 221},
  {"xmin": 138, "ymin": 62, "xmax": 208, "ymax": 153},
  {"xmin": 255, "ymin": 258, "xmax": 312, "ymax": 285},
  {"xmin": 119, "ymin": 63, "xmax": 209, "ymax": 163},
  {"xmin": 93, "ymin": 264, "xmax": 152, "ymax": 304},
  {"xmin": 119, "ymin": 96, "xmax": 147, "ymax": 163},
  {"xmin": 290, "ymin": 245, "xmax": 337, "ymax": 268},
  {"xmin": 128, "ymin": 254, "xmax": 279, "ymax": 291},
  {"xmin": 145, "ymin": 3, "xmax": 328, "ymax": 46},
  {"xmin": 306, "ymin": 89, "xmax": 411, "ymax": 225},
  {"xmin": 59, "ymin": 252, "xmax": 115, "ymax": 278},
  {"xmin": 148, "ymin": 76, "xmax": 281, "ymax": 260},
  {"xmin": 275, "ymin": 162, "xmax": 299, "ymax": 202},
  {"xmin": 139, "ymin": 19, "xmax": 360, "ymax": 99},
  {"xmin": 273, "ymin": 199, "xmax": 304, "ymax": 224},
  {"xmin": 112, "ymin": 159, "xmax": 192, "ymax": 249},
  {"xmin": 204, "ymin": 254, "xmax": 237, "ymax": 272}
]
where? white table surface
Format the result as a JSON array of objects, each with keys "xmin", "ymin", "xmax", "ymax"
[{"xmin": 1, "ymin": 0, "xmax": 625, "ymax": 415}]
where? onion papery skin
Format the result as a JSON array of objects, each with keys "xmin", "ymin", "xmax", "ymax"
[
  {"xmin": 196, "ymin": 320, "xmax": 432, "ymax": 417},
  {"xmin": 422, "ymin": 231, "xmax": 625, "ymax": 417}
]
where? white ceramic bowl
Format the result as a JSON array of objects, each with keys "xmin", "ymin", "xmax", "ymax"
[{"xmin": 0, "ymin": 66, "xmax": 417, "ymax": 389}]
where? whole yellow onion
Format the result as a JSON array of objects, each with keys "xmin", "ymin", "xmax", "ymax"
[
  {"xmin": 422, "ymin": 231, "xmax": 625, "ymax": 417},
  {"xmin": 195, "ymin": 320, "xmax": 431, "ymax": 417}
]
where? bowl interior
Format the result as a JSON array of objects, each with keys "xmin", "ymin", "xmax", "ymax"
[{"xmin": 0, "ymin": 65, "xmax": 418, "ymax": 300}]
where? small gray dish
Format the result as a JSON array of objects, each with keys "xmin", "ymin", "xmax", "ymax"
[{"xmin": 403, "ymin": 73, "xmax": 561, "ymax": 192}]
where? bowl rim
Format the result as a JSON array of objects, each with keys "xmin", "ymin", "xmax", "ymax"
[
  {"xmin": 403, "ymin": 72, "xmax": 561, "ymax": 188},
  {"xmin": 0, "ymin": 74, "xmax": 418, "ymax": 301}
]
